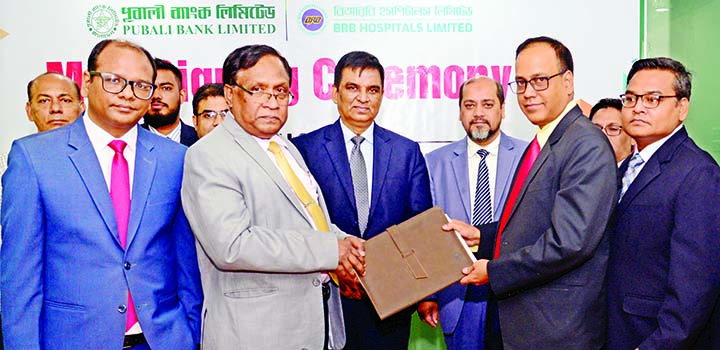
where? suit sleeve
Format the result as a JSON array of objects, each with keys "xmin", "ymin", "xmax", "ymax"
[
  {"xmin": 180, "ymin": 145, "xmax": 340, "ymax": 273},
  {"xmin": 640, "ymin": 164, "xmax": 720, "ymax": 349},
  {"xmin": 171, "ymin": 202, "xmax": 203, "ymax": 345},
  {"xmin": 1, "ymin": 141, "xmax": 44, "ymax": 350},
  {"xmin": 487, "ymin": 132, "xmax": 617, "ymax": 296}
]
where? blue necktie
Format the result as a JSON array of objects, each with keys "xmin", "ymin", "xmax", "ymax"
[
  {"xmin": 619, "ymin": 152, "xmax": 644, "ymax": 202},
  {"xmin": 472, "ymin": 149, "xmax": 492, "ymax": 226}
]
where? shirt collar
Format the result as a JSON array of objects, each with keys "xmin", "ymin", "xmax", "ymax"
[
  {"xmin": 536, "ymin": 99, "xmax": 577, "ymax": 148},
  {"xmin": 340, "ymin": 119, "xmax": 374, "ymax": 146},
  {"xmin": 466, "ymin": 133, "xmax": 500, "ymax": 158},
  {"xmin": 636, "ymin": 123, "xmax": 684, "ymax": 162},
  {"xmin": 84, "ymin": 113, "xmax": 137, "ymax": 152},
  {"xmin": 148, "ymin": 121, "xmax": 181, "ymax": 142}
]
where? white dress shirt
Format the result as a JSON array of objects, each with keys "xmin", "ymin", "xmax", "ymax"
[
  {"xmin": 467, "ymin": 135, "xmax": 500, "ymax": 218},
  {"xmin": 148, "ymin": 121, "xmax": 181, "ymax": 143},
  {"xmin": 339, "ymin": 121, "xmax": 374, "ymax": 202}
]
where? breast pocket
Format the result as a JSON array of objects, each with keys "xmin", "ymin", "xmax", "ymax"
[{"xmin": 623, "ymin": 294, "xmax": 663, "ymax": 318}]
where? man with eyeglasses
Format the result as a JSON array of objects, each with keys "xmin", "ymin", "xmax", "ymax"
[
  {"xmin": 1, "ymin": 39, "xmax": 203, "ymax": 349},
  {"xmin": 181, "ymin": 44, "xmax": 366, "ymax": 350},
  {"xmin": 190, "ymin": 83, "xmax": 228, "ymax": 139},
  {"xmin": 446, "ymin": 36, "xmax": 617, "ymax": 349},
  {"xmin": 291, "ymin": 51, "xmax": 432, "ymax": 350},
  {"xmin": 606, "ymin": 57, "xmax": 720, "ymax": 350},
  {"xmin": 589, "ymin": 98, "xmax": 635, "ymax": 165},
  {"xmin": 141, "ymin": 58, "xmax": 199, "ymax": 147}
]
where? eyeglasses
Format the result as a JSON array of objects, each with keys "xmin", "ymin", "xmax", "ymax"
[
  {"xmin": 233, "ymin": 83, "xmax": 294, "ymax": 105},
  {"xmin": 89, "ymin": 71, "xmax": 156, "ymax": 100},
  {"xmin": 198, "ymin": 109, "xmax": 229, "ymax": 119},
  {"xmin": 619, "ymin": 93, "xmax": 678, "ymax": 109},
  {"xmin": 508, "ymin": 70, "xmax": 566, "ymax": 94},
  {"xmin": 593, "ymin": 123, "xmax": 623, "ymax": 136}
]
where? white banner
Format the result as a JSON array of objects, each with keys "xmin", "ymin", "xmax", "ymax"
[{"xmin": 0, "ymin": 1, "xmax": 640, "ymax": 152}]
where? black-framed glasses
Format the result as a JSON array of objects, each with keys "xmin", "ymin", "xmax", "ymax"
[
  {"xmin": 198, "ymin": 109, "xmax": 229, "ymax": 120},
  {"xmin": 593, "ymin": 123, "xmax": 623, "ymax": 136},
  {"xmin": 619, "ymin": 93, "xmax": 678, "ymax": 109},
  {"xmin": 233, "ymin": 83, "xmax": 294, "ymax": 105},
  {"xmin": 89, "ymin": 71, "xmax": 156, "ymax": 100},
  {"xmin": 508, "ymin": 70, "xmax": 566, "ymax": 94}
]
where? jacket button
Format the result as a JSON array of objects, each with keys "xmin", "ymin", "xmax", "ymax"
[
  {"xmin": 118, "ymin": 304, "xmax": 127, "ymax": 313},
  {"xmin": 312, "ymin": 278, "xmax": 321, "ymax": 287},
  {"xmin": 124, "ymin": 262, "xmax": 131, "ymax": 270},
  {"xmin": 502, "ymin": 241, "xmax": 509, "ymax": 246}
]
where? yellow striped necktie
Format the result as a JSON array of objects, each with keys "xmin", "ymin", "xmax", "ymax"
[{"xmin": 268, "ymin": 141, "xmax": 338, "ymax": 284}]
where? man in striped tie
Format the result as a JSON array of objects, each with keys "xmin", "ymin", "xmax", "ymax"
[
  {"xmin": 444, "ymin": 36, "xmax": 618, "ymax": 349},
  {"xmin": 417, "ymin": 76, "xmax": 526, "ymax": 350}
]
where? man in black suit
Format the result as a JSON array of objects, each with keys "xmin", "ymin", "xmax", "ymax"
[
  {"xmin": 142, "ymin": 58, "xmax": 198, "ymax": 146},
  {"xmin": 606, "ymin": 57, "xmax": 720, "ymax": 350},
  {"xmin": 447, "ymin": 36, "xmax": 617, "ymax": 349}
]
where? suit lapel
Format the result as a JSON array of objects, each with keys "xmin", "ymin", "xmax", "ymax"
[
  {"xmin": 450, "ymin": 139, "xmax": 471, "ymax": 220},
  {"xmin": 323, "ymin": 121, "xmax": 356, "ymax": 212},
  {"xmin": 369, "ymin": 125, "xmax": 392, "ymax": 220},
  {"xmin": 223, "ymin": 118, "xmax": 314, "ymax": 228},
  {"xmin": 126, "ymin": 129, "xmax": 157, "ymax": 248},
  {"xmin": 67, "ymin": 118, "xmax": 121, "ymax": 247},
  {"xmin": 615, "ymin": 127, "xmax": 688, "ymax": 217}
]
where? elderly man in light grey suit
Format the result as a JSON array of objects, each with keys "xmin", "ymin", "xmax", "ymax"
[{"xmin": 181, "ymin": 45, "xmax": 365, "ymax": 350}]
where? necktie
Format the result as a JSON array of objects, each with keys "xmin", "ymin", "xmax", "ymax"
[
  {"xmin": 350, "ymin": 136, "xmax": 369, "ymax": 236},
  {"xmin": 494, "ymin": 136, "xmax": 541, "ymax": 259},
  {"xmin": 472, "ymin": 149, "xmax": 492, "ymax": 226},
  {"xmin": 619, "ymin": 152, "xmax": 644, "ymax": 202},
  {"xmin": 108, "ymin": 140, "xmax": 138, "ymax": 331},
  {"xmin": 268, "ymin": 141, "xmax": 338, "ymax": 284}
]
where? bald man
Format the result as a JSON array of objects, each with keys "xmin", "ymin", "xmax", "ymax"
[{"xmin": 25, "ymin": 72, "xmax": 85, "ymax": 132}]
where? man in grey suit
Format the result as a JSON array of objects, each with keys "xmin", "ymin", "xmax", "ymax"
[
  {"xmin": 447, "ymin": 36, "xmax": 617, "ymax": 349},
  {"xmin": 418, "ymin": 76, "xmax": 526, "ymax": 350},
  {"xmin": 181, "ymin": 45, "xmax": 365, "ymax": 350}
]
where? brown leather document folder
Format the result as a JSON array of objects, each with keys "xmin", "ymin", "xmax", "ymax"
[{"xmin": 357, "ymin": 206, "xmax": 476, "ymax": 319}]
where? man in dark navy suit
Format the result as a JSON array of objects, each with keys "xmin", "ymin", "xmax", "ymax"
[
  {"xmin": 607, "ymin": 57, "xmax": 720, "ymax": 350},
  {"xmin": 292, "ymin": 51, "xmax": 432, "ymax": 350}
]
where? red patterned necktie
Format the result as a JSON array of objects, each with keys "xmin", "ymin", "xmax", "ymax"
[
  {"xmin": 494, "ymin": 136, "xmax": 541, "ymax": 259},
  {"xmin": 108, "ymin": 140, "xmax": 137, "ymax": 331}
]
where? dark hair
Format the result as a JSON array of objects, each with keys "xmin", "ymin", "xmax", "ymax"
[
  {"xmin": 27, "ymin": 72, "xmax": 81, "ymax": 102},
  {"xmin": 192, "ymin": 83, "xmax": 225, "ymax": 115},
  {"xmin": 334, "ymin": 51, "xmax": 385, "ymax": 87},
  {"xmin": 516, "ymin": 36, "xmax": 574, "ymax": 73},
  {"xmin": 627, "ymin": 57, "xmax": 692, "ymax": 100},
  {"xmin": 87, "ymin": 39, "xmax": 157, "ymax": 82},
  {"xmin": 458, "ymin": 76, "xmax": 505, "ymax": 107},
  {"xmin": 222, "ymin": 45, "xmax": 292, "ymax": 86},
  {"xmin": 154, "ymin": 58, "xmax": 183, "ymax": 85},
  {"xmin": 589, "ymin": 98, "xmax": 623, "ymax": 120}
]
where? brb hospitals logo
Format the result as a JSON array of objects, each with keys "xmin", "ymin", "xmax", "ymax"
[
  {"xmin": 299, "ymin": 6, "xmax": 325, "ymax": 33},
  {"xmin": 87, "ymin": 5, "xmax": 119, "ymax": 38}
]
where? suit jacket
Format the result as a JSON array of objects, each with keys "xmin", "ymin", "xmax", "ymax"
[
  {"xmin": 181, "ymin": 116, "xmax": 348, "ymax": 350},
  {"xmin": 425, "ymin": 133, "xmax": 526, "ymax": 336},
  {"xmin": 292, "ymin": 119, "xmax": 432, "ymax": 349},
  {"xmin": 607, "ymin": 126, "xmax": 720, "ymax": 350},
  {"xmin": 478, "ymin": 106, "xmax": 617, "ymax": 349},
  {"xmin": 1, "ymin": 117, "xmax": 203, "ymax": 349},
  {"xmin": 140, "ymin": 120, "xmax": 199, "ymax": 147}
]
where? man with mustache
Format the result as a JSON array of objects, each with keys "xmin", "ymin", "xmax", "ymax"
[
  {"xmin": 292, "ymin": 50, "xmax": 432, "ymax": 350},
  {"xmin": 418, "ymin": 76, "xmax": 526, "ymax": 350},
  {"xmin": 142, "ymin": 58, "xmax": 198, "ymax": 146}
]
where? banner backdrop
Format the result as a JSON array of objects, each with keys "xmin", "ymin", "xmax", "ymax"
[{"xmin": 0, "ymin": 1, "xmax": 639, "ymax": 153}]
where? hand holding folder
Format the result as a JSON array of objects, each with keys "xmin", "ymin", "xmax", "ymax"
[{"xmin": 356, "ymin": 206, "xmax": 477, "ymax": 319}]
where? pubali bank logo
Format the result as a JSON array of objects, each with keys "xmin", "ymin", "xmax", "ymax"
[
  {"xmin": 86, "ymin": 5, "xmax": 119, "ymax": 38},
  {"xmin": 299, "ymin": 6, "xmax": 325, "ymax": 33}
]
